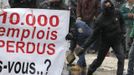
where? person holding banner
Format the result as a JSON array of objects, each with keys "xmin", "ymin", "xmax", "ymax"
[
  {"xmin": 36, "ymin": 0, "xmax": 67, "ymax": 9},
  {"xmin": 121, "ymin": 0, "xmax": 134, "ymax": 74},
  {"xmin": 9, "ymin": 0, "xmax": 37, "ymax": 8},
  {"xmin": 0, "ymin": 0, "xmax": 10, "ymax": 9}
]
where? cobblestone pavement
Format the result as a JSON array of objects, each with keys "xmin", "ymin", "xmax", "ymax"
[{"xmin": 62, "ymin": 53, "xmax": 128, "ymax": 75}]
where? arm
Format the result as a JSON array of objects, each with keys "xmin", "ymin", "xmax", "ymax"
[
  {"xmin": 10, "ymin": 0, "xmax": 22, "ymax": 8},
  {"xmin": 120, "ymin": 4, "xmax": 132, "ymax": 20},
  {"xmin": 130, "ymin": 27, "xmax": 134, "ymax": 38},
  {"xmin": 118, "ymin": 10, "xmax": 126, "ymax": 34},
  {"xmin": 82, "ymin": 20, "xmax": 101, "ymax": 49},
  {"xmin": 66, "ymin": 23, "xmax": 77, "ymax": 40},
  {"xmin": 76, "ymin": 0, "xmax": 82, "ymax": 18},
  {"xmin": 75, "ymin": 19, "xmax": 102, "ymax": 56}
]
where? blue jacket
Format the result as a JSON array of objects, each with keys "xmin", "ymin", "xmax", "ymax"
[{"xmin": 75, "ymin": 20, "xmax": 92, "ymax": 45}]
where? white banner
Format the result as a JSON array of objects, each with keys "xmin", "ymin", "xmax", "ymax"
[{"xmin": 0, "ymin": 8, "xmax": 70, "ymax": 75}]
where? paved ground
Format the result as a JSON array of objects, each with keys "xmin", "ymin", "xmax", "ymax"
[{"xmin": 62, "ymin": 53, "xmax": 128, "ymax": 75}]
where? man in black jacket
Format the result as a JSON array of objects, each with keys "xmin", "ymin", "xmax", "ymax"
[
  {"xmin": 76, "ymin": 0, "xmax": 126, "ymax": 75},
  {"xmin": 9, "ymin": 0, "xmax": 37, "ymax": 8}
]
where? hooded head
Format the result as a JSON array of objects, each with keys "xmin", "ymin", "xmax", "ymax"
[{"xmin": 101, "ymin": 0, "xmax": 115, "ymax": 14}]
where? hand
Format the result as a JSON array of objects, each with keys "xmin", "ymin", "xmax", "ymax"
[
  {"xmin": 77, "ymin": 17, "xmax": 82, "ymax": 20},
  {"xmin": 76, "ymin": 17, "xmax": 82, "ymax": 23},
  {"xmin": 133, "ymin": 14, "xmax": 134, "ymax": 19},
  {"xmin": 65, "ymin": 33, "xmax": 73, "ymax": 40},
  {"xmin": 66, "ymin": 50, "xmax": 73, "ymax": 56},
  {"xmin": 74, "ymin": 46, "xmax": 84, "ymax": 56},
  {"xmin": 128, "ymin": 13, "xmax": 133, "ymax": 18}
]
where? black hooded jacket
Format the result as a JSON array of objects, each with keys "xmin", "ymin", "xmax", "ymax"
[{"xmin": 82, "ymin": 0, "xmax": 125, "ymax": 49}]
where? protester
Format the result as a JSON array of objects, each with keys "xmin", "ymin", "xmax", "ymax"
[
  {"xmin": 65, "ymin": 0, "xmax": 77, "ymax": 52},
  {"xmin": 0, "ymin": 0, "xmax": 10, "ymax": 9},
  {"xmin": 66, "ymin": 19, "xmax": 93, "ymax": 75},
  {"xmin": 36, "ymin": 0, "xmax": 66, "ymax": 9},
  {"xmin": 114, "ymin": 0, "xmax": 126, "ymax": 9},
  {"xmin": 9, "ymin": 0, "xmax": 36, "ymax": 8},
  {"xmin": 120, "ymin": 0, "xmax": 134, "ymax": 59},
  {"xmin": 66, "ymin": 0, "xmax": 100, "ymax": 74},
  {"xmin": 76, "ymin": 0, "xmax": 100, "ymax": 48},
  {"xmin": 77, "ymin": 0, "xmax": 99, "ymax": 28},
  {"xmin": 75, "ymin": 0, "xmax": 126, "ymax": 75},
  {"xmin": 121, "ymin": 0, "xmax": 134, "ymax": 74},
  {"xmin": 114, "ymin": 0, "xmax": 127, "ymax": 57},
  {"xmin": 66, "ymin": 0, "xmax": 99, "ymax": 75}
]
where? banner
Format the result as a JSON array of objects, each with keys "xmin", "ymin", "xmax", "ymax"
[{"xmin": 0, "ymin": 8, "xmax": 70, "ymax": 75}]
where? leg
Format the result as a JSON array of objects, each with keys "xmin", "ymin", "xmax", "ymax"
[
  {"xmin": 87, "ymin": 41, "xmax": 110, "ymax": 75},
  {"xmin": 126, "ymin": 27, "xmax": 133, "ymax": 54},
  {"xmin": 111, "ymin": 40, "xmax": 125, "ymax": 75},
  {"xmin": 77, "ymin": 53, "xmax": 86, "ymax": 67},
  {"xmin": 122, "ymin": 36, "xmax": 127, "ymax": 57},
  {"xmin": 77, "ymin": 53, "xmax": 86, "ymax": 75},
  {"xmin": 127, "ymin": 41, "xmax": 134, "ymax": 75},
  {"xmin": 89, "ymin": 33, "xmax": 101, "ymax": 53},
  {"xmin": 77, "ymin": 41, "xmax": 87, "ymax": 75}
]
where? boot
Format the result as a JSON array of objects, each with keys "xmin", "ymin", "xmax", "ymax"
[
  {"xmin": 87, "ymin": 68, "xmax": 93, "ymax": 75},
  {"xmin": 80, "ymin": 67, "xmax": 87, "ymax": 75},
  {"xmin": 70, "ymin": 64, "xmax": 81, "ymax": 75}
]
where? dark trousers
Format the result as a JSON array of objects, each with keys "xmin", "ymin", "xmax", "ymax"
[
  {"xmin": 127, "ymin": 41, "xmax": 134, "ymax": 75},
  {"xmin": 87, "ymin": 38, "xmax": 125, "ymax": 75},
  {"xmin": 89, "ymin": 34, "xmax": 101, "ymax": 52}
]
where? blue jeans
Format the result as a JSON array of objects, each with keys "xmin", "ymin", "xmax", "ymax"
[
  {"xmin": 77, "ymin": 53, "xmax": 86, "ymax": 67},
  {"xmin": 127, "ymin": 41, "xmax": 134, "ymax": 75},
  {"xmin": 75, "ymin": 20, "xmax": 92, "ymax": 68}
]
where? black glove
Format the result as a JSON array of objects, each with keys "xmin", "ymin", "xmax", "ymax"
[
  {"xmin": 74, "ymin": 46, "xmax": 84, "ymax": 56},
  {"xmin": 65, "ymin": 33, "xmax": 73, "ymax": 40}
]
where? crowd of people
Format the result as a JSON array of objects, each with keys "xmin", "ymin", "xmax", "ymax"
[{"xmin": 0, "ymin": 0, "xmax": 134, "ymax": 75}]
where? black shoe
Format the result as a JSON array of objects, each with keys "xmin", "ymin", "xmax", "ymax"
[
  {"xmin": 80, "ymin": 66, "xmax": 87, "ymax": 75},
  {"xmin": 87, "ymin": 70, "xmax": 93, "ymax": 75}
]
